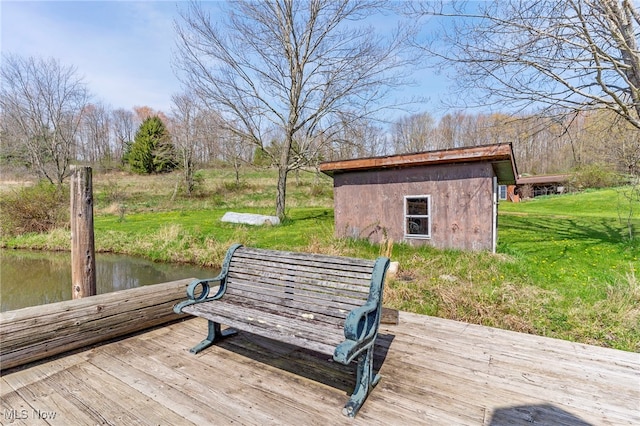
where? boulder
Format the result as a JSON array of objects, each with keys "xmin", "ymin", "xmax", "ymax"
[
  {"xmin": 387, "ymin": 261, "xmax": 400, "ymax": 279},
  {"xmin": 221, "ymin": 212, "xmax": 280, "ymax": 226}
]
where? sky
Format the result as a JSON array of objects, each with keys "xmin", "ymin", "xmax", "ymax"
[
  {"xmin": 1, "ymin": 1, "xmax": 451, "ymax": 116},
  {"xmin": 1, "ymin": 1, "xmax": 183, "ymax": 112}
]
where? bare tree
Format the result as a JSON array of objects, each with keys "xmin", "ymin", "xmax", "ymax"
[
  {"xmin": 609, "ymin": 117, "xmax": 640, "ymax": 175},
  {"xmin": 174, "ymin": 0, "xmax": 419, "ymax": 219},
  {"xmin": 196, "ymin": 110, "xmax": 224, "ymax": 165},
  {"xmin": 333, "ymin": 118, "xmax": 389, "ymax": 159},
  {"xmin": 78, "ymin": 102, "xmax": 112, "ymax": 166},
  {"xmin": 170, "ymin": 93, "xmax": 198, "ymax": 195},
  {"xmin": 411, "ymin": 0, "xmax": 640, "ymax": 130},
  {"xmin": 571, "ymin": 109, "xmax": 640, "ymax": 175},
  {"xmin": 170, "ymin": 92, "xmax": 223, "ymax": 195},
  {"xmin": 0, "ymin": 54, "xmax": 89, "ymax": 184},
  {"xmin": 111, "ymin": 108, "xmax": 137, "ymax": 165},
  {"xmin": 392, "ymin": 112, "xmax": 438, "ymax": 153},
  {"xmin": 434, "ymin": 111, "xmax": 483, "ymax": 150},
  {"xmin": 352, "ymin": 121, "xmax": 389, "ymax": 158},
  {"xmin": 219, "ymin": 126, "xmax": 255, "ymax": 186}
]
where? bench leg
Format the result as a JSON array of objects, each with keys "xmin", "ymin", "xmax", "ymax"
[
  {"xmin": 190, "ymin": 320, "xmax": 237, "ymax": 354},
  {"xmin": 343, "ymin": 346, "xmax": 380, "ymax": 418}
]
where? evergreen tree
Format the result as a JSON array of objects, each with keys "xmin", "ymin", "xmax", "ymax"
[{"xmin": 127, "ymin": 116, "xmax": 176, "ymax": 174}]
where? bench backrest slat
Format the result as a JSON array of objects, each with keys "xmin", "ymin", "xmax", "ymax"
[
  {"xmin": 234, "ymin": 247, "xmax": 375, "ymax": 271},
  {"xmin": 228, "ymin": 270, "xmax": 370, "ymax": 301},
  {"xmin": 229, "ymin": 259, "xmax": 373, "ymax": 292},
  {"xmin": 237, "ymin": 246, "xmax": 375, "ymax": 268},
  {"xmin": 228, "ymin": 247, "xmax": 374, "ymax": 302}
]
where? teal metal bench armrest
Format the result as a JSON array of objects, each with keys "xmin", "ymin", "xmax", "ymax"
[
  {"xmin": 334, "ymin": 302, "xmax": 379, "ymax": 364},
  {"xmin": 334, "ymin": 255, "xmax": 389, "ymax": 417},
  {"xmin": 173, "ymin": 277, "xmax": 225, "ymax": 313},
  {"xmin": 343, "ymin": 302, "xmax": 378, "ymax": 339},
  {"xmin": 173, "ymin": 244, "xmax": 243, "ymax": 314},
  {"xmin": 333, "ymin": 256, "xmax": 390, "ymax": 365}
]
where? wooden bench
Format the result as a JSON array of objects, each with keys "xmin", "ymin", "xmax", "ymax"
[{"xmin": 173, "ymin": 244, "xmax": 390, "ymax": 417}]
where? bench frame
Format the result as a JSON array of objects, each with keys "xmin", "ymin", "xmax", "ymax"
[{"xmin": 174, "ymin": 244, "xmax": 390, "ymax": 417}]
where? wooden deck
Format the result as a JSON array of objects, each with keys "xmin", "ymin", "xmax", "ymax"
[{"xmin": 1, "ymin": 312, "xmax": 638, "ymax": 425}]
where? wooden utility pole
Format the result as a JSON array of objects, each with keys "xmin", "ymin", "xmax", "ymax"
[{"xmin": 70, "ymin": 165, "xmax": 96, "ymax": 299}]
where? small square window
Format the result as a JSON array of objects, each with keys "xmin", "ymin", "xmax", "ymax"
[{"xmin": 405, "ymin": 195, "xmax": 430, "ymax": 238}]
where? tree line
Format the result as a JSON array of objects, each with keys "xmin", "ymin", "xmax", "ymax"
[
  {"xmin": 1, "ymin": 0, "xmax": 638, "ymax": 219},
  {"xmin": 389, "ymin": 109, "xmax": 639, "ymax": 177}
]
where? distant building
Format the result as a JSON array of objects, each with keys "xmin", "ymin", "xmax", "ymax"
[
  {"xmin": 498, "ymin": 184, "xmax": 519, "ymax": 202},
  {"xmin": 320, "ymin": 143, "xmax": 518, "ymax": 253},
  {"xmin": 516, "ymin": 174, "xmax": 571, "ymax": 198}
]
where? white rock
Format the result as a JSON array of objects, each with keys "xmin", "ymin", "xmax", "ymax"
[
  {"xmin": 387, "ymin": 261, "xmax": 400, "ymax": 278},
  {"xmin": 220, "ymin": 212, "xmax": 280, "ymax": 226},
  {"xmin": 439, "ymin": 274, "xmax": 458, "ymax": 282}
]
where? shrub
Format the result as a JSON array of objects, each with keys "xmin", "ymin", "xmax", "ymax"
[
  {"xmin": 252, "ymin": 147, "xmax": 272, "ymax": 167},
  {"xmin": 309, "ymin": 183, "xmax": 331, "ymax": 198},
  {"xmin": 0, "ymin": 183, "xmax": 69, "ymax": 236},
  {"xmin": 183, "ymin": 170, "xmax": 206, "ymax": 197},
  {"xmin": 214, "ymin": 180, "xmax": 251, "ymax": 195},
  {"xmin": 102, "ymin": 179, "xmax": 129, "ymax": 204},
  {"xmin": 570, "ymin": 164, "xmax": 624, "ymax": 190}
]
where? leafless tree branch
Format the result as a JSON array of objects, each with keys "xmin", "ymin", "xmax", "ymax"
[
  {"xmin": 174, "ymin": 0, "xmax": 421, "ymax": 218},
  {"xmin": 410, "ymin": 0, "xmax": 640, "ymax": 129},
  {"xmin": 1, "ymin": 54, "xmax": 89, "ymax": 184}
]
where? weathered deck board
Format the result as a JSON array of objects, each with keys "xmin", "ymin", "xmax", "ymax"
[{"xmin": 1, "ymin": 312, "xmax": 638, "ymax": 425}]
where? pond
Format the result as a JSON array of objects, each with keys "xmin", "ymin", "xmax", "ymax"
[{"xmin": 0, "ymin": 249, "xmax": 217, "ymax": 312}]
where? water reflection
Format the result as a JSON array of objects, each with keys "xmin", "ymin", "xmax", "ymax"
[{"xmin": 0, "ymin": 250, "xmax": 217, "ymax": 312}]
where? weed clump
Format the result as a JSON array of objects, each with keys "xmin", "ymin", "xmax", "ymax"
[
  {"xmin": 213, "ymin": 180, "xmax": 252, "ymax": 195},
  {"xmin": 0, "ymin": 183, "xmax": 69, "ymax": 236}
]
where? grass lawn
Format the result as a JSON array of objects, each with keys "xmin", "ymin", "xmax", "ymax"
[
  {"xmin": 495, "ymin": 188, "xmax": 639, "ymax": 349},
  {"xmin": 2, "ymin": 169, "xmax": 638, "ymax": 351}
]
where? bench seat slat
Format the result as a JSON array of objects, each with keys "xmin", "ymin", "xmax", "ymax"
[
  {"xmin": 183, "ymin": 300, "xmax": 344, "ymax": 344},
  {"xmin": 223, "ymin": 294, "xmax": 347, "ymax": 329},
  {"xmin": 220, "ymin": 292, "xmax": 352, "ymax": 328},
  {"xmin": 182, "ymin": 300, "xmax": 342, "ymax": 355}
]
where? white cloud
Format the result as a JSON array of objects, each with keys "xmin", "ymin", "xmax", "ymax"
[
  {"xmin": 1, "ymin": 1, "xmax": 183, "ymax": 112},
  {"xmin": 1, "ymin": 1, "xmax": 451, "ymax": 118}
]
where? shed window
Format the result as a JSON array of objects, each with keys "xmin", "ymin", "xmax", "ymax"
[{"xmin": 404, "ymin": 195, "xmax": 431, "ymax": 238}]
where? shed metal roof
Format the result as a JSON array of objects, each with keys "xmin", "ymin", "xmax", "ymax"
[
  {"xmin": 320, "ymin": 143, "xmax": 518, "ymax": 185},
  {"xmin": 516, "ymin": 174, "xmax": 571, "ymax": 185}
]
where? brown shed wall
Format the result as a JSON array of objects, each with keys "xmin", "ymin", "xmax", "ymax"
[{"xmin": 332, "ymin": 162, "xmax": 496, "ymax": 251}]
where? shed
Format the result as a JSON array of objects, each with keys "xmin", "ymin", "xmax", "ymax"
[
  {"xmin": 319, "ymin": 143, "xmax": 518, "ymax": 252},
  {"xmin": 516, "ymin": 174, "xmax": 571, "ymax": 198}
]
